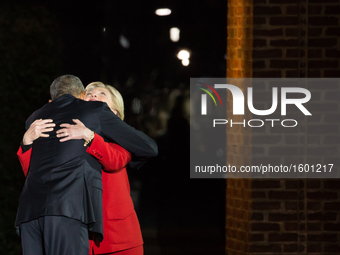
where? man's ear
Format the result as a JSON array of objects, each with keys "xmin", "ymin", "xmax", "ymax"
[
  {"xmin": 48, "ymin": 99, "xmax": 52, "ymax": 103},
  {"xmin": 79, "ymin": 90, "xmax": 87, "ymax": 100}
]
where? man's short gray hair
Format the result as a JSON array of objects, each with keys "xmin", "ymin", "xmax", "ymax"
[{"xmin": 50, "ymin": 75, "xmax": 85, "ymax": 100}]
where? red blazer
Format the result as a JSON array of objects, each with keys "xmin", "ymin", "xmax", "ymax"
[{"xmin": 17, "ymin": 133, "xmax": 143, "ymax": 254}]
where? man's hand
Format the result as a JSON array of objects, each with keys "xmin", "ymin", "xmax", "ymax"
[
  {"xmin": 23, "ymin": 119, "xmax": 55, "ymax": 145},
  {"xmin": 57, "ymin": 119, "xmax": 92, "ymax": 142}
]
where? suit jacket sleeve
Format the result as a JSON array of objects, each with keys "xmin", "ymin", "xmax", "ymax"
[
  {"xmin": 86, "ymin": 133, "xmax": 132, "ymax": 173},
  {"xmin": 17, "ymin": 146, "xmax": 32, "ymax": 177},
  {"xmin": 99, "ymin": 105, "xmax": 158, "ymax": 169}
]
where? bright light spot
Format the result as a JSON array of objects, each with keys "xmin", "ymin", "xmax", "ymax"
[
  {"xmin": 155, "ymin": 8, "xmax": 171, "ymax": 16},
  {"xmin": 103, "ymin": 27, "xmax": 106, "ymax": 33},
  {"xmin": 170, "ymin": 27, "xmax": 180, "ymax": 42},
  {"xmin": 177, "ymin": 50, "xmax": 190, "ymax": 60},
  {"xmin": 182, "ymin": 59, "xmax": 190, "ymax": 66},
  {"xmin": 119, "ymin": 35, "xmax": 130, "ymax": 49}
]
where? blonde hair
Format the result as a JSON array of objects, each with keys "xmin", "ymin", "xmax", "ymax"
[{"xmin": 86, "ymin": 82, "xmax": 125, "ymax": 120}]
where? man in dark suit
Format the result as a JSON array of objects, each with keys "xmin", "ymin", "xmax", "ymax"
[{"xmin": 15, "ymin": 75, "xmax": 158, "ymax": 255}]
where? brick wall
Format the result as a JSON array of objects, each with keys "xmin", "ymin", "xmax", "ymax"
[
  {"xmin": 226, "ymin": 0, "xmax": 340, "ymax": 254},
  {"xmin": 252, "ymin": 0, "xmax": 340, "ymax": 78},
  {"xmin": 226, "ymin": 0, "xmax": 253, "ymax": 254}
]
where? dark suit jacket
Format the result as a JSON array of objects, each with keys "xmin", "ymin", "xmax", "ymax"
[{"xmin": 15, "ymin": 94, "xmax": 157, "ymax": 242}]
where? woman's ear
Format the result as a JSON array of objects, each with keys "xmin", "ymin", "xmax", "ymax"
[{"xmin": 80, "ymin": 90, "xmax": 87, "ymax": 100}]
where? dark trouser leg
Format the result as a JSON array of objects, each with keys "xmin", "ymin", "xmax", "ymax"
[
  {"xmin": 20, "ymin": 218, "xmax": 44, "ymax": 255},
  {"xmin": 42, "ymin": 216, "xmax": 89, "ymax": 255},
  {"xmin": 20, "ymin": 216, "xmax": 89, "ymax": 255}
]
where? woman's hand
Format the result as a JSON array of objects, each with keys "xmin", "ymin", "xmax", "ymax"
[
  {"xmin": 23, "ymin": 119, "xmax": 55, "ymax": 145},
  {"xmin": 57, "ymin": 119, "xmax": 92, "ymax": 142}
]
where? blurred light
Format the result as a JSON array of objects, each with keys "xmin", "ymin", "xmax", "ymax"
[
  {"xmin": 182, "ymin": 58, "xmax": 190, "ymax": 66},
  {"xmin": 170, "ymin": 27, "xmax": 180, "ymax": 42},
  {"xmin": 103, "ymin": 27, "xmax": 106, "ymax": 33},
  {"xmin": 119, "ymin": 35, "xmax": 130, "ymax": 49},
  {"xmin": 177, "ymin": 50, "xmax": 190, "ymax": 60},
  {"xmin": 132, "ymin": 98, "xmax": 142, "ymax": 114},
  {"xmin": 155, "ymin": 8, "xmax": 171, "ymax": 16}
]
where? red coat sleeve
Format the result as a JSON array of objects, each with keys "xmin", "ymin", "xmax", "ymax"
[
  {"xmin": 86, "ymin": 133, "xmax": 132, "ymax": 173},
  {"xmin": 17, "ymin": 146, "xmax": 32, "ymax": 177}
]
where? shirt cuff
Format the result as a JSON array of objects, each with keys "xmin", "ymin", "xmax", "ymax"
[{"xmin": 20, "ymin": 141, "xmax": 33, "ymax": 153}]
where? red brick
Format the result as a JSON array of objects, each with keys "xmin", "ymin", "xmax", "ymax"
[
  {"xmin": 252, "ymin": 191, "xmax": 266, "ymax": 198},
  {"xmin": 251, "ymin": 244, "xmax": 281, "ymax": 253},
  {"xmin": 307, "ymin": 222, "xmax": 322, "ymax": 231},
  {"xmin": 308, "ymin": 49, "xmax": 322, "ymax": 58},
  {"xmin": 251, "ymin": 213, "xmax": 264, "ymax": 221},
  {"xmin": 286, "ymin": 5, "xmax": 299, "ymax": 15},
  {"xmin": 308, "ymin": 60, "xmax": 339, "ymax": 69},
  {"xmin": 253, "ymin": 39, "xmax": 267, "ymax": 47},
  {"xmin": 307, "ymin": 212, "xmax": 338, "ymax": 221},
  {"xmin": 307, "ymin": 202, "xmax": 321, "ymax": 210},
  {"xmin": 324, "ymin": 201, "xmax": 340, "ymax": 210},
  {"xmin": 252, "ymin": 135, "xmax": 282, "ymax": 144},
  {"xmin": 254, "ymin": 6, "xmax": 282, "ymax": 15},
  {"xmin": 308, "ymin": 5, "xmax": 323, "ymax": 15},
  {"xmin": 284, "ymin": 222, "xmax": 305, "ymax": 231},
  {"xmin": 309, "ymin": 17, "xmax": 338, "ymax": 26},
  {"xmin": 308, "ymin": 38, "xmax": 337, "ymax": 47},
  {"xmin": 286, "ymin": 70, "xmax": 299, "ymax": 77},
  {"xmin": 307, "ymin": 244, "xmax": 322, "ymax": 253},
  {"xmin": 325, "ymin": 49, "xmax": 340, "ymax": 58},
  {"xmin": 270, "ymin": 0, "xmax": 300, "ymax": 3},
  {"xmin": 307, "ymin": 180, "xmax": 321, "ymax": 189},
  {"xmin": 252, "ymin": 180, "xmax": 281, "ymax": 189},
  {"xmin": 269, "ymin": 213, "xmax": 298, "ymax": 221},
  {"xmin": 286, "ymin": 49, "xmax": 299, "ymax": 58},
  {"xmin": 285, "ymin": 201, "xmax": 304, "ymax": 210},
  {"xmin": 325, "ymin": 5, "xmax": 340, "ymax": 14},
  {"xmin": 251, "ymin": 233, "xmax": 264, "ymax": 242},
  {"xmin": 309, "ymin": 0, "xmax": 339, "ymax": 2},
  {"xmin": 253, "ymin": 17, "xmax": 267, "ymax": 26},
  {"xmin": 252, "ymin": 223, "xmax": 280, "ymax": 231},
  {"xmin": 253, "ymin": 49, "xmax": 282, "ymax": 58},
  {"xmin": 324, "ymin": 223, "xmax": 340, "ymax": 231},
  {"xmin": 285, "ymin": 28, "xmax": 299, "ymax": 37},
  {"xmin": 253, "ymin": 202, "xmax": 281, "ymax": 210},
  {"xmin": 268, "ymin": 191, "xmax": 298, "ymax": 200},
  {"xmin": 326, "ymin": 27, "xmax": 340, "ymax": 36},
  {"xmin": 253, "ymin": 60, "xmax": 266, "ymax": 69},
  {"xmin": 307, "ymin": 125, "xmax": 338, "ymax": 134},
  {"xmin": 268, "ymin": 233, "xmax": 298, "ymax": 242},
  {"xmin": 268, "ymin": 147, "xmax": 299, "ymax": 156},
  {"xmin": 285, "ymin": 180, "xmax": 305, "ymax": 189},
  {"xmin": 270, "ymin": 16, "xmax": 299, "ymax": 26},
  {"xmin": 308, "ymin": 234, "xmax": 338, "ymax": 242},
  {"xmin": 324, "ymin": 180, "xmax": 340, "ymax": 189},
  {"xmin": 253, "ymin": 70, "xmax": 282, "ymax": 77},
  {"xmin": 306, "ymin": 147, "xmax": 338, "ymax": 156},
  {"xmin": 270, "ymin": 39, "xmax": 298, "ymax": 47},
  {"xmin": 307, "ymin": 70, "xmax": 322, "ymax": 77},
  {"xmin": 308, "ymin": 27, "xmax": 323, "ymax": 37},
  {"xmin": 253, "ymin": 28, "xmax": 283, "ymax": 36},
  {"xmin": 325, "ymin": 114, "xmax": 340, "ymax": 123},
  {"xmin": 325, "ymin": 245, "xmax": 340, "ymax": 253},
  {"xmin": 324, "ymin": 135, "xmax": 340, "ymax": 144},
  {"xmin": 324, "ymin": 70, "xmax": 340, "ymax": 77},
  {"xmin": 284, "ymin": 244, "xmax": 305, "ymax": 253}
]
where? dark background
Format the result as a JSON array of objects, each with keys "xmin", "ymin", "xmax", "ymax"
[{"xmin": 0, "ymin": 0, "xmax": 226, "ymax": 254}]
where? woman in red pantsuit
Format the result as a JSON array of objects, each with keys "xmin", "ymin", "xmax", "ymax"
[{"xmin": 17, "ymin": 82, "xmax": 144, "ymax": 255}]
